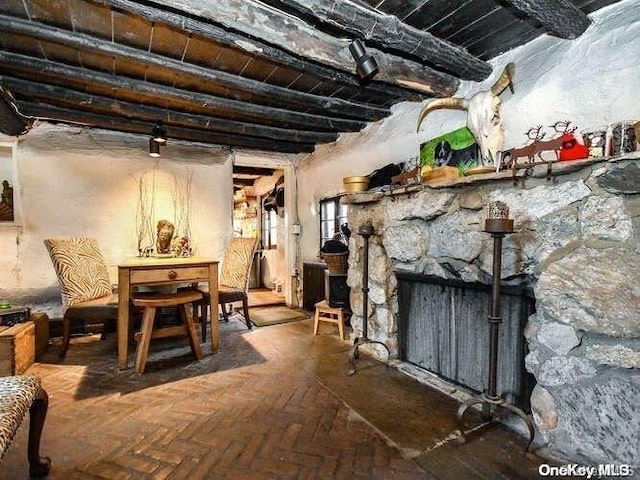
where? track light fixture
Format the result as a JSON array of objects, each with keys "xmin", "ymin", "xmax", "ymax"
[
  {"xmin": 149, "ymin": 138, "xmax": 161, "ymax": 157},
  {"xmin": 349, "ymin": 38, "xmax": 379, "ymax": 81},
  {"xmin": 152, "ymin": 122, "xmax": 167, "ymax": 145}
]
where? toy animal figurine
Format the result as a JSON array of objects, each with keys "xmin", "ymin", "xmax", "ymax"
[
  {"xmin": 552, "ymin": 121, "xmax": 589, "ymax": 161},
  {"xmin": 391, "ymin": 158, "xmax": 421, "ymax": 186},
  {"xmin": 417, "ymin": 63, "xmax": 515, "ymax": 170},
  {"xmin": 503, "ymin": 125, "xmax": 560, "ymax": 166},
  {"xmin": 503, "ymin": 121, "xmax": 588, "ymax": 167}
]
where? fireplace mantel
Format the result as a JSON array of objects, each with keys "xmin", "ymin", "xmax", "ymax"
[
  {"xmin": 342, "ymin": 154, "xmax": 640, "ymax": 205},
  {"xmin": 342, "ymin": 155, "xmax": 640, "ymax": 468}
]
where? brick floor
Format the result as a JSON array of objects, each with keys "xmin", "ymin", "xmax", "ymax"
[{"xmin": 1, "ymin": 317, "xmax": 555, "ymax": 479}]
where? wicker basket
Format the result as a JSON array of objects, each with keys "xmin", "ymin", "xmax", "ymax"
[{"xmin": 322, "ymin": 252, "xmax": 348, "ymax": 274}]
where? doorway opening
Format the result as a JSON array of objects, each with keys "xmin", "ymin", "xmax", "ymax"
[{"xmin": 232, "ymin": 165, "xmax": 285, "ymax": 308}]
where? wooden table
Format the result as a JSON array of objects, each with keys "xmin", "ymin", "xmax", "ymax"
[{"xmin": 117, "ymin": 256, "xmax": 219, "ymax": 369}]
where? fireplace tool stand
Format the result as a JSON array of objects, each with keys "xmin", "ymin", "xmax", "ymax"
[
  {"xmin": 452, "ymin": 213, "xmax": 535, "ymax": 453},
  {"xmin": 347, "ymin": 221, "xmax": 390, "ymax": 376}
]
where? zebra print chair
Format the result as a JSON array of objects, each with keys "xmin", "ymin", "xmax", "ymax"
[
  {"xmin": 0, "ymin": 375, "xmax": 50, "ymax": 478},
  {"xmin": 190, "ymin": 237, "xmax": 258, "ymax": 337},
  {"xmin": 44, "ymin": 238, "xmax": 118, "ymax": 358}
]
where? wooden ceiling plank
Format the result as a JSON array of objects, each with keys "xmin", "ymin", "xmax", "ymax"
[
  {"xmin": 0, "ymin": 51, "xmax": 365, "ymax": 132},
  {"xmin": 16, "ymin": 102, "xmax": 315, "ymax": 153},
  {"xmin": 93, "ymin": 0, "xmax": 454, "ymax": 99},
  {"xmin": 1, "ymin": 76, "xmax": 339, "ymax": 144},
  {"xmin": 134, "ymin": 0, "xmax": 463, "ymax": 93},
  {"xmin": 0, "ymin": 14, "xmax": 391, "ymax": 122},
  {"xmin": 260, "ymin": 0, "xmax": 492, "ymax": 81},
  {"xmin": 502, "ymin": 0, "xmax": 591, "ymax": 39}
]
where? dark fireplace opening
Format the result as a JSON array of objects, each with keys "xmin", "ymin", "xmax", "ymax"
[{"xmin": 396, "ymin": 271, "xmax": 536, "ymax": 412}]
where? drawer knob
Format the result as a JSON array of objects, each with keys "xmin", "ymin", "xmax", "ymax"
[{"xmin": 168, "ymin": 270, "xmax": 177, "ymax": 280}]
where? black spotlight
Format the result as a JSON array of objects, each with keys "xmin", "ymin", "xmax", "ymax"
[
  {"xmin": 149, "ymin": 138, "xmax": 161, "ymax": 157},
  {"xmin": 152, "ymin": 122, "xmax": 167, "ymax": 145},
  {"xmin": 349, "ymin": 38, "xmax": 379, "ymax": 81}
]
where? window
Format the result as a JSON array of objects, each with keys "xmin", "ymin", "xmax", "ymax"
[
  {"xmin": 261, "ymin": 208, "xmax": 278, "ymax": 249},
  {"xmin": 319, "ymin": 196, "xmax": 348, "ymax": 249}
]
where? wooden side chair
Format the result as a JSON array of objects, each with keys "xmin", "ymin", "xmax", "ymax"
[
  {"xmin": 191, "ymin": 237, "xmax": 258, "ymax": 337},
  {"xmin": 131, "ymin": 290, "xmax": 204, "ymax": 374},
  {"xmin": 44, "ymin": 238, "xmax": 118, "ymax": 358}
]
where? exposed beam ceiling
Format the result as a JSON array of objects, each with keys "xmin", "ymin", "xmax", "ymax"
[{"xmin": 0, "ymin": 0, "xmax": 620, "ymax": 154}]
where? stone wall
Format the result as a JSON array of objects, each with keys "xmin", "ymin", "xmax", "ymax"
[{"xmin": 344, "ymin": 157, "xmax": 639, "ymax": 467}]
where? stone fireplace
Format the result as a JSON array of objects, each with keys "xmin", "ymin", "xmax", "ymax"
[{"xmin": 343, "ymin": 157, "xmax": 639, "ymax": 467}]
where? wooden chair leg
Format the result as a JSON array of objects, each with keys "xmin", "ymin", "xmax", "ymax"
[
  {"xmin": 180, "ymin": 304, "xmax": 203, "ymax": 360},
  {"xmin": 220, "ymin": 303, "xmax": 231, "ymax": 323},
  {"xmin": 337, "ymin": 311, "xmax": 345, "ymax": 341},
  {"xmin": 313, "ymin": 308, "xmax": 320, "ymax": 336},
  {"xmin": 28, "ymin": 387, "xmax": 51, "ymax": 478},
  {"xmin": 135, "ymin": 306, "xmax": 156, "ymax": 374},
  {"xmin": 199, "ymin": 297, "xmax": 208, "ymax": 341},
  {"xmin": 59, "ymin": 316, "xmax": 72, "ymax": 359},
  {"xmin": 241, "ymin": 294, "xmax": 252, "ymax": 330}
]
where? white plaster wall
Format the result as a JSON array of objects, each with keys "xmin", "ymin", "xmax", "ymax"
[
  {"xmin": 296, "ymin": 0, "xmax": 640, "ymax": 263},
  {"xmin": 0, "ymin": 123, "xmax": 232, "ymax": 315}
]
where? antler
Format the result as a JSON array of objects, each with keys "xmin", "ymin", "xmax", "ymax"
[
  {"xmin": 525, "ymin": 125, "xmax": 544, "ymax": 140},
  {"xmin": 551, "ymin": 120, "xmax": 573, "ymax": 133}
]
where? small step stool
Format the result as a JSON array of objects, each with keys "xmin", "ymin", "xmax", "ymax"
[
  {"xmin": 313, "ymin": 300, "xmax": 346, "ymax": 341},
  {"xmin": 132, "ymin": 290, "xmax": 204, "ymax": 374}
]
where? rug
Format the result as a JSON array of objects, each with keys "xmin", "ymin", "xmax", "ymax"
[{"xmin": 248, "ymin": 306, "xmax": 310, "ymax": 327}]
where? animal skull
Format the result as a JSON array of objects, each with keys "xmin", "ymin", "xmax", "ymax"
[{"xmin": 417, "ymin": 63, "xmax": 515, "ymax": 169}]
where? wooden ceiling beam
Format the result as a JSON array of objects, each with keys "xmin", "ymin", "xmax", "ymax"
[
  {"xmin": 233, "ymin": 166, "xmax": 275, "ymax": 176},
  {"xmin": 1, "ymin": 76, "xmax": 339, "ymax": 144},
  {"xmin": 503, "ymin": 0, "xmax": 591, "ymax": 39},
  {"xmin": 0, "ymin": 52, "xmax": 366, "ymax": 133},
  {"xmin": 0, "ymin": 86, "xmax": 32, "ymax": 136},
  {"xmin": 233, "ymin": 178, "xmax": 256, "ymax": 187},
  {"xmin": 16, "ymin": 102, "xmax": 315, "ymax": 153},
  {"xmin": 259, "ymin": 0, "xmax": 493, "ymax": 81},
  {"xmin": 0, "ymin": 14, "xmax": 390, "ymax": 122},
  {"xmin": 93, "ymin": 0, "xmax": 457, "ymax": 99},
  {"xmin": 141, "ymin": 0, "xmax": 474, "ymax": 90}
]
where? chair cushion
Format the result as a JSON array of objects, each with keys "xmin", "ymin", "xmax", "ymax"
[
  {"xmin": 0, "ymin": 375, "xmax": 41, "ymax": 460},
  {"xmin": 218, "ymin": 286, "xmax": 246, "ymax": 304},
  {"xmin": 219, "ymin": 237, "xmax": 257, "ymax": 290},
  {"xmin": 44, "ymin": 238, "xmax": 112, "ymax": 307},
  {"xmin": 64, "ymin": 293, "xmax": 119, "ymax": 321}
]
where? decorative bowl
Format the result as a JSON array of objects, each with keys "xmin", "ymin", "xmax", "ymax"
[{"xmin": 343, "ymin": 176, "xmax": 369, "ymax": 193}]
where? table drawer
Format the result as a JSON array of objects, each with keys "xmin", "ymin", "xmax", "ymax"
[{"xmin": 130, "ymin": 266, "xmax": 209, "ymax": 284}]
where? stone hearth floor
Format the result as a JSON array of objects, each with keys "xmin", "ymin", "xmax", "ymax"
[{"xmin": 2, "ymin": 318, "xmax": 561, "ymax": 479}]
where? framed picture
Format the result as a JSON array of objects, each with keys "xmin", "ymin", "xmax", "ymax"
[{"xmin": 420, "ymin": 127, "xmax": 479, "ymax": 168}]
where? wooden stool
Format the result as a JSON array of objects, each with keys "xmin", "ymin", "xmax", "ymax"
[
  {"xmin": 132, "ymin": 290, "xmax": 204, "ymax": 374},
  {"xmin": 313, "ymin": 300, "xmax": 346, "ymax": 341}
]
